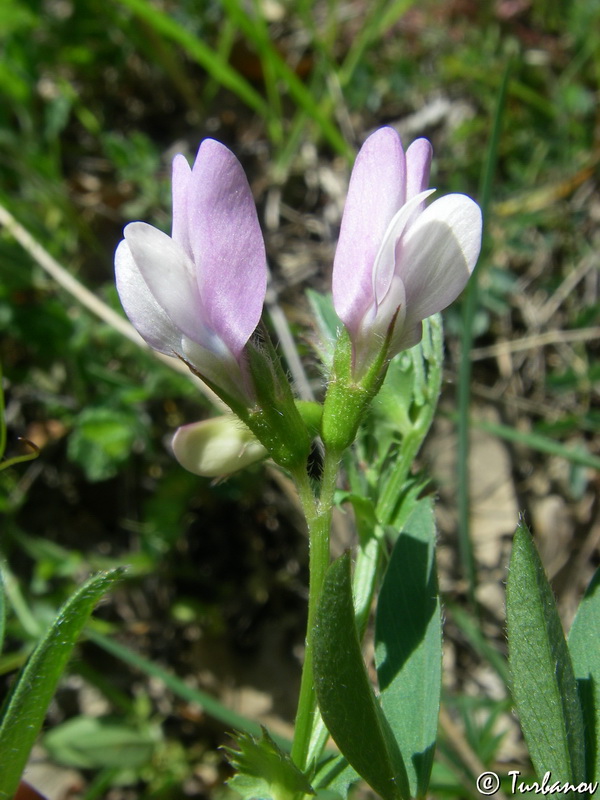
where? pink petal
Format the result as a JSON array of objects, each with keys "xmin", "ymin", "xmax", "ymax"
[
  {"xmin": 171, "ymin": 154, "xmax": 192, "ymax": 257},
  {"xmin": 185, "ymin": 139, "xmax": 267, "ymax": 359},
  {"xmin": 123, "ymin": 221, "xmax": 205, "ymax": 347},
  {"xmin": 332, "ymin": 127, "xmax": 406, "ymax": 333},
  {"xmin": 115, "ymin": 238, "xmax": 182, "ymax": 355},
  {"xmin": 405, "ymin": 139, "xmax": 433, "ymax": 200},
  {"xmin": 398, "ymin": 194, "xmax": 482, "ymax": 327}
]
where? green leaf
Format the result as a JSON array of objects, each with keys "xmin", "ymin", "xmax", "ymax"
[
  {"xmin": 44, "ymin": 715, "xmax": 160, "ymax": 769},
  {"xmin": 375, "ymin": 499, "xmax": 442, "ymax": 798},
  {"xmin": 225, "ymin": 727, "xmax": 314, "ymax": 800},
  {"xmin": 312, "ymin": 753, "xmax": 359, "ymax": 800},
  {"xmin": 0, "ymin": 569, "xmax": 124, "ymax": 800},
  {"xmin": 506, "ymin": 521, "xmax": 586, "ymax": 786},
  {"xmin": 313, "ymin": 553, "xmax": 407, "ymax": 800},
  {"xmin": 568, "ymin": 565, "xmax": 600, "ymax": 781}
]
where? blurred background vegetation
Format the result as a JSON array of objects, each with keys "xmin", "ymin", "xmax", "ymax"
[{"xmin": 1, "ymin": 0, "xmax": 599, "ymax": 797}]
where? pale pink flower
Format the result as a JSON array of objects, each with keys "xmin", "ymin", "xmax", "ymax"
[
  {"xmin": 115, "ymin": 139, "xmax": 267, "ymax": 403},
  {"xmin": 332, "ymin": 127, "xmax": 482, "ymax": 376}
]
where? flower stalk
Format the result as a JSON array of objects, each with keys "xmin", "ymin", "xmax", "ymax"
[{"xmin": 290, "ymin": 449, "xmax": 341, "ymax": 773}]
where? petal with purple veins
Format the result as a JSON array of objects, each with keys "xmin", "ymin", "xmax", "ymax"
[{"xmin": 398, "ymin": 193, "xmax": 482, "ymax": 328}]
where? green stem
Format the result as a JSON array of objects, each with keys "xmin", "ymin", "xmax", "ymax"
[{"xmin": 290, "ymin": 450, "xmax": 340, "ymax": 773}]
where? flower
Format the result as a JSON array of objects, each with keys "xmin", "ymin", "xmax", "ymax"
[
  {"xmin": 115, "ymin": 139, "xmax": 267, "ymax": 404},
  {"xmin": 332, "ymin": 127, "xmax": 482, "ymax": 377},
  {"xmin": 172, "ymin": 416, "xmax": 267, "ymax": 477}
]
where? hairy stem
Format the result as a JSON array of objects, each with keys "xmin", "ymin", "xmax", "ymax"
[{"xmin": 290, "ymin": 450, "xmax": 340, "ymax": 773}]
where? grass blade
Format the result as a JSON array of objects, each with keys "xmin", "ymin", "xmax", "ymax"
[
  {"xmin": 85, "ymin": 628, "xmax": 290, "ymax": 749},
  {"xmin": 0, "ymin": 569, "xmax": 124, "ymax": 800},
  {"xmin": 114, "ymin": 0, "xmax": 272, "ymax": 121}
]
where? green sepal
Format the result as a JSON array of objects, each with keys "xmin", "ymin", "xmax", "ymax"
[
  {"xmin": 244, "ymin": 334, "xmax": 312, "ymax": 469},
  {"xmin": 506, "ymin": 521, "xmax": 586, "ymax": 787},
  {"xmin": 225, "ymin": 727, "xmax": 314, "ymax": 800},
  {"xmin": 321, "ymin": 327, "xmax": 388, "ymax": 453},
  {"xmin": 313, "ymin": 552, "xmax": 408, "ymax": 800}
]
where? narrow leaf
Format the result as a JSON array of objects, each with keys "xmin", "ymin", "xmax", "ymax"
[
  {"xmin": 313, "ymin": 553, "xmax": 408, "ymax": 800},
  {"xmin": 506, "ymin": 521, "xmax": 585, "ymax": 786},
  {"xmin": 568, "ymin": 565, "xmax": 600, "ymax": 781},
  {"xmin": 0, "ymin": 569, "xmax": 123, "ymax": 800},
  {"xmin": 375, "ymin": 499, "xmax": 442, "ymax": 798}
]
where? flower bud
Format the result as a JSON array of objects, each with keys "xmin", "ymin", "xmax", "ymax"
[{"xmin": 172, "ymin": 416, "xmax": 267, "ymax": 477}]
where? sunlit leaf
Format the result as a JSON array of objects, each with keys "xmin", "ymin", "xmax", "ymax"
[
  {"xmin": 506, "ymin": 521, "xmax": 585, "ymax": 786},
  {"xmin": 375, "ymin": 499, "xmax": 442, "ymax": 798}
]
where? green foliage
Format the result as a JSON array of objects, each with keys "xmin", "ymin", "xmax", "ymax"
[
  {"xmin": 44, "ymin": 714, "xmax": 160, "ymax": 770},
  {"xmin": 506, "ymin": 521, "xmax": 586, "ymax": 787},
  {"xmin": 313, "ymin": 553, "xmax": 408, "ymax": 800},
  {"xmin": 312, "ymin": 755, "xmax": 359, "ymax": 800},
  {"xmin": 568, "ymin": 566, "xmax": 600, "ymax": 781},
  {"xmin": 225, "ymin": 728, "xmax": 314, "ymax": 800},
  {"xmin": 375, "ymin": 499, "xmax": 442, "ymax": 799},
  {"xmin": 67, "ymin": 406, "xmax": 148, "ymax": 482},
  {"xmin": 0, "ymin": 569, "xmax": 123, "ymax": 800}
]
